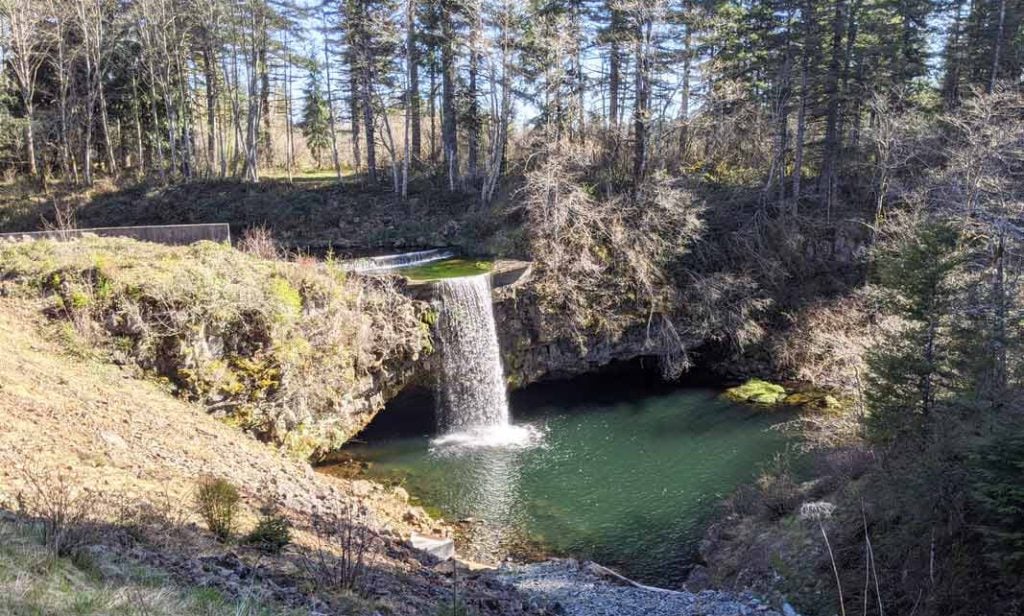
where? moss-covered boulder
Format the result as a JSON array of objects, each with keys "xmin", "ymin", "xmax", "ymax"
[{"xmin": 724, "ymin": 378, "xmax": 788, "ymax": 405}]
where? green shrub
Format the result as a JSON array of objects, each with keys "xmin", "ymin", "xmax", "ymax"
[
  {"xmin": 195, "ymin": 477, "xmax": 240, "ymax": 542},
  {"xmin": 971, "ymin": 426, "xmax": 1024, "ymax": 575},
  {"xmin": 245, "ymin": 511, "xmax": 291, "ymax": 554}
]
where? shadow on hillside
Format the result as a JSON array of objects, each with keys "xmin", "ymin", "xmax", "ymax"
[
  {"xmin": 1, "ymin": 497, "xmax": 520, "ymax": 616},
  {"xmin": 0, "ymin": 175, "xmax": 489, "ymax": 255}
]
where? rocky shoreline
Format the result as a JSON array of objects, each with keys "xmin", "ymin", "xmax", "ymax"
[{"xmin": 499, "ymin": 559, "xmax": 793, "ymax": 616}]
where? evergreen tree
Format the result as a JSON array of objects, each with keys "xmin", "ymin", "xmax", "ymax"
[
  {"xmin": 866, "ymin": 220, "xmax": 967, "ymax": 443},
  {"xmin": 301, "ymin": 67, "xmax": 332, "ymax": 169}
]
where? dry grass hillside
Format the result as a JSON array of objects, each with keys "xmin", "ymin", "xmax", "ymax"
[{"xmin": 0, "ymin": 298, "xmax": 539, "ymax": 615}]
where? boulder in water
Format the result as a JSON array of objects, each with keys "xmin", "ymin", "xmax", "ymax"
[{"xmin": 724, "ymin": 379, "xmax": 788, "ymax": 405}]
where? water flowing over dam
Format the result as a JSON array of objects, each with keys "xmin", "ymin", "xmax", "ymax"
[{"xmin": 435, "ymin": 274, "xmax": 511, "ymax": 435}]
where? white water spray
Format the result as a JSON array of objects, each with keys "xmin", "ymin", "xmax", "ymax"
[{"xmin": 432, "ymin": 274, "xmax": 539, "ymax": 450}]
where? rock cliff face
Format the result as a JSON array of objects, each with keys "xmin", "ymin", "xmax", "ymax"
[
  {"xmin": 0, "ymin": 237, "xmax": 435, "ymax": 460},
  {"xmin": 492, "ymin": 283, "xmax": 665, "ymax": 389}
]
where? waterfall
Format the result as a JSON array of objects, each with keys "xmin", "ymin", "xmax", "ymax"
[{"xmin": 435, "ymin": 274, "xmax": 511, "ymax": 432}]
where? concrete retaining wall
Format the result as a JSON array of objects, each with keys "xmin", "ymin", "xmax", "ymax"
[{"xmin": 0, "ymin": 223, "xmax": 231, "ymax": 246}]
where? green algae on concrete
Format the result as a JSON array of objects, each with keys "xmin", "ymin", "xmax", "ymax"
[{"xmin": 401, "ymin": 258, "xmax": 493, "ymax": 281}]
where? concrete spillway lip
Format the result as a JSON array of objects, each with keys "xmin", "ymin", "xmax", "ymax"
[
  {"xmin": 399, "ymin": 259, "xmax": 533, "ymax": 300},
  {"xmin": 344, "ymin": 248, "xmax": 533, "ymax": 294},
  {"xmin": 341, "ymin": 248, "xmax": 457, "ymax": 274}
]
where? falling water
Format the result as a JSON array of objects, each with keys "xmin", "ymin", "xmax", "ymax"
[
  {"xmin": 435, "ymin": 274, "xmax": 511, "ymax": 431},
  {"xmin": 431, "ymin": 274, "xmax": 541, "ymax": 450}
]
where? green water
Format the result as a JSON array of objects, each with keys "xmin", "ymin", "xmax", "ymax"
[
  {"xmin": 400, "ymin": 258, "xmax": 492, "ymax": 281},
  {"xmin": 342, "ymin": 381, "xmax": 791, "ymax": 587}
]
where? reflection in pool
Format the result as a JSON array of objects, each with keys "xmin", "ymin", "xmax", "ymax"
[{"xmin": 335, "ymin": 372, "xmax": 792, "ymax": 587}]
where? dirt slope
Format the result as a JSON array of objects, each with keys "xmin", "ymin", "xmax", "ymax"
[{"xmin": 0, "ymin": 298, "xmax": 537, "ymax": 615}]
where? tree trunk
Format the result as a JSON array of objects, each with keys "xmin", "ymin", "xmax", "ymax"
[
  {"xmin": 989, "ymin": 0, "xmax": 1007, "ymax": 92},
  {"xmin": 131, "ymin": 72, "xmax": 145, "ymax": 174},
  {"xmin": 284, "ymin": 31, "xmax": 294, "ymax": 182},
  {"xmin": 765, "ymin": 24, "xmax": 793, "ymax": 206},
  {"xmin": 482, "ymin": 2, "xmax": 513, "ymax": 209},
  {"xmin": 791, "ymin": 0, "xmax": 814, "ymax": 214},
  {"xmin": 408, "ymin": 1, "xmax": 421, "ymax": 162},
  {"xmin": 632, "ymin": 17, "xmax": 652, "ymax": 186},
  {"xmin": 98, "ymin": 78, "xmax": 118, "ymax": 175},
  {"xmin": 259, "ymin": 27, "xmax": 272, "ymax": 166},
  {"xmin": 467, "ymin": 11, "xmax": 481, "ymax": 181},
  {"xmin": 441, "ymin": 7, "xmax": 459, "ymax": 190},
  {"xmin": 941, "ymin": 0, "xmax": 965, "ymax": 107},
  {"xmin": 349, "ymin": 56, "xmax": 362, "ymax": 172},
  {"xmin": 609, "ymin": 41, "xmax": 620, "ymax": 131},
  {"xmin": 202, "ymin": 45, "xmax": 220, "ymax": 177},
  {"xmin": 24, "ymin": 102, "xmax": 37, "ymax": 177},
  {"xmin": 989, "ymin": 232, "xmax": 1008, "ymax": 400},
  {"xmin": 429, "ymin": 59, "xmax": 438, "ymax": 165},
  {"xmin": 360, "ymin": 60, "xmax": 378, "ymax": 183},
  {"xmin": 678, "ymin": 25, "xmax": 692, "ymax": 162},
  {"xmin": 321, "ymin": 19, "xmax": 342, "ymax": 180},
  {"xmin": 820, "ymin": 0, "xmax": 846, "ymax": 217}
]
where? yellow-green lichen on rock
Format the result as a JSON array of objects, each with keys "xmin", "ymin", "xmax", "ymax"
[
  {"xmin": 724, "ymin": 378, "xmax": 788, "ymax": 405},
  {"xmin": 783, "ymin": 391, "xmax": 844, "ymax": 411}
]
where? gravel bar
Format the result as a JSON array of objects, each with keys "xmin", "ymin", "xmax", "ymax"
[{"xmin": 498, "ymin": 560, "xmax": 787, "ymax": 616}]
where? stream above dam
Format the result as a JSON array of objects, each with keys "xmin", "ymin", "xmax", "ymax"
[{"xmin": 330, "ymin": 368, "xmax": 793, "ymax": 587}]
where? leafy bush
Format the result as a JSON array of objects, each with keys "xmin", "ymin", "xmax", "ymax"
[{"xmin": 195, "ymin": 477, "xmax": 240, "ymax": 542}]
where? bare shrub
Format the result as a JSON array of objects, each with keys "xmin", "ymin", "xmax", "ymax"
[
  {"xmin": 520, "ymin": 142, "xmax": 704, "ymax": 370},
  {"xmin": 14, "ymin": 470, "xmax": 96, "ymax": 557},
  {"xmin": 195, "ymin": 477, "xmax": 241, "ymax": 542},
  {"xmin": 239, "ymin": 225, "xmax": 282, "ymax": 260},
  {"xmin": 679, "ymin": 271, "xmax": 772, "ymax": 352},
  {"xmin": 817, "ymin": 447, "xmax": 876, "ymax": 481},
  {"xmin": 107, "ymin": 489, "xmax": 191, "ymax": 548},
  {"xmin": 301, "ymin": 504, "xmax": 382, "ymax": 595},
  {"xmin": 688, "ymin": 78, "xmax": 774, "ymax": 182},
  {"xmin": 725, "ymin": 483, "xmax": 762, "ymax": 518},
  {"xmin": 755, "ymin": 454, "xmax": 800, "ymax": 520},
  {"xmin": 40, "ymin": 196, "xmax": 78, "ymax": 240},
  {"xmin": 771, "ymin": 290, "xmax": 899, "ymax": 397}
]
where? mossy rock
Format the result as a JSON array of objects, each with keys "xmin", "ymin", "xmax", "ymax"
[
  {"xmin": 724, "ymin": 378, "xmax": 788, "ymax": 405},
  {"xmin": 783, "ymin": 391, "xmax": 843, "ymax": 410}
]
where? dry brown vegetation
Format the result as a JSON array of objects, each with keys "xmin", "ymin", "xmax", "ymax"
[{"xmin": 519, "ymin": 143, "xmax": 705, "ymax": 378}]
